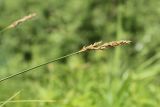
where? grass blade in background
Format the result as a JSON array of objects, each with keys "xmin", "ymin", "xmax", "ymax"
[{"xmin": 0, "ymin": 90, "xmax": 21, "ymax": 107}]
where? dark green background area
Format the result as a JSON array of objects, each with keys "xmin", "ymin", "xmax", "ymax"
[{"xmin": 0, "ymin": 0, "xmax": 160, "ymax": 107}]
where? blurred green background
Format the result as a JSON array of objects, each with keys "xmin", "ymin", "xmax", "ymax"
[{"xmin": 0, "ymin": 0, "xmax": 160, "ymax": 107}]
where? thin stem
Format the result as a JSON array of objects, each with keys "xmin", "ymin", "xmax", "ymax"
[
  {"xmin": 0, "ymin": 100, "xmax": 55, "ymax": 103},
  {"xmin": 0, "ymin": 51, "xmax": 81, "ymax": 83},
  {"xmin": 0, "ymin": 28, "xmax": 8, "ymax": 34},
  {"xmin": 0, "ymin": 90, "xmax": 21, "ymax": 107}
]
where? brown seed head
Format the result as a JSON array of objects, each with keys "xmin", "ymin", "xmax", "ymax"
[
  {"xmin": 79, "ymin": 40, "xmax": 131, "ymax": 52},
  {"xmin": 7, "ymin": 13, "xmax": 36, "ymax": 29}
]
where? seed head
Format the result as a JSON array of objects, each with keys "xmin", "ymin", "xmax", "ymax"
[
  {"xmin": 7, "ymin": 13, "xmax": 36, "ymax": 29},
  {"xmin": 79, "ymin": 40, "xmax": 131, "ymax": 52}
]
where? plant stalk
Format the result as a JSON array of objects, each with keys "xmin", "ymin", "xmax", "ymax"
[{"xmin": 0, "ymin": 51, "xmax": 81, "ymax": 83}]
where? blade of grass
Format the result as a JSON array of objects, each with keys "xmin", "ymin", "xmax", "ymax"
[
  {"xmin": 0, "ymin": 90, "xmax": 21, "ymax": 107},
  {"xmin": 114, "ymin": 5, "xmax": 124, "ymax": 73},
  {"xmin": 0, "ymin": 100, "xmax": 56, "ymax": 103},
  {"xmin": 114, "ymin": 72, "xmax": 131, "ymax": 106},
  {"xmin": 137, "ymin": 53, "xmax": 160, "ymax": 70},
  {"xmin": 0, "ymin": 28, "xmax": 8, "ymax": 34}
]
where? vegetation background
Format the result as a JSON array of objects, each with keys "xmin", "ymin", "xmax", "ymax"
[{"xmin": 0, "ymin": 0, "xmax": 160, "ymax": 107}]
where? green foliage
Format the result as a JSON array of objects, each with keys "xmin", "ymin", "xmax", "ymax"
[{"xmin": 0, "ymin": 0, "xmax": 160, "ymax": 107}]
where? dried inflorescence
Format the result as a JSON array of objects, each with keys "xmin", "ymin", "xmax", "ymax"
[
  {"xmin": 79, "ymin": 40, "xmax": 131, "ymax": 52},
  {"xmin": 7, "ymin": 13, "xmax": 36, "ymax": 29}
]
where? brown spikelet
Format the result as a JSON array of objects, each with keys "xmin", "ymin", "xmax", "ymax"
[
  {"xmin": 79, "ymin": 40, "xmax": 131, "ymax": 52},
  {"xmin": 6, "ymin": 13, "xmax": 36, "ymax": 29}
]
